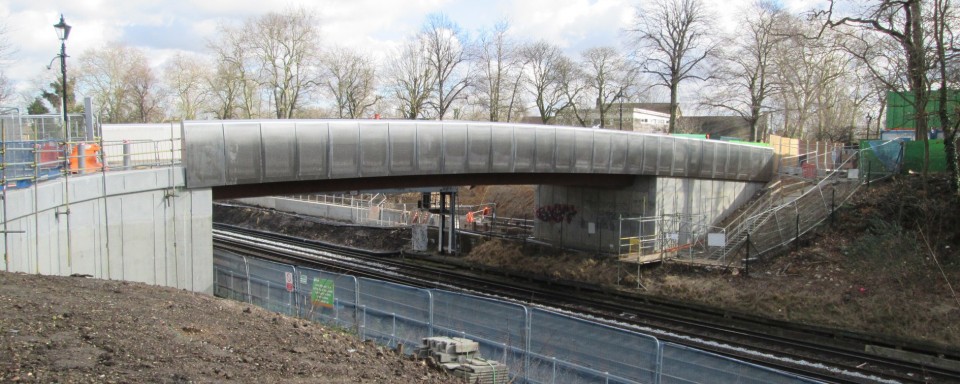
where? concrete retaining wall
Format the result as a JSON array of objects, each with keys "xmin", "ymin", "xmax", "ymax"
[
  {"xmin": 535, "ymin": 176, "xmax": 764, "ymax": 253},
  {"xmin": 0, "ymin": 167, "xmax": 213, "ymax": 294}
]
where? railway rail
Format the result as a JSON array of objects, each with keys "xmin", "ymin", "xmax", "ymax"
[{"xmin": 213, "ymin": 223, "xmax": 960, "ymax": 384}]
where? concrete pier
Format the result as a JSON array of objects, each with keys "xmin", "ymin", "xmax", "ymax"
[{"xmin": 535, "ymin": 176, "xmax": 764, "ymax": 253}]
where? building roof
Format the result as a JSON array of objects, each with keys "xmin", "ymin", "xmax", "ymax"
[
  {"xmin": 679, "ymin": 115, "xmax": 759, "ymax": 139},
  {"xmin": 623, "ymin": 103, "xmax": 674, "ymax": 115}
]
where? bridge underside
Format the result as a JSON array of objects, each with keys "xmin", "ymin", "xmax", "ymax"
[{"xmin": 211, "ymin": 173, "xmax": 637, "ymax": 199}]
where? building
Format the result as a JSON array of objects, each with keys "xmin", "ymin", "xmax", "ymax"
[
  {"xmin": 678, "ymin": 115, "xmax": 764, "ymax": 141},
  {"xmin": 525, "ymin": 102, "xmax": 767, "ymax": 141},
  {"xmin": 537, "ymin": 102, "xmax": 678, "ymax": 133},
  {"xmin": 886, "ymin": 90, "xmax": 959, "ymax": 139}
]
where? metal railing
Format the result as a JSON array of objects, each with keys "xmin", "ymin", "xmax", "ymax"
[
  {"xmin": 0, "ymin": 113, "xmax": 89, "ymax": 142},
  {"xmin": 707, "ymin": 140, "xmax": 904, "ymax": 264},
  {"xmin": 1, "ymin": 113, "xmax": 182, "ymax": 190},
  {"xmin": 618, "ymin": 214, "xmax": 726, "ymax": 264},
  {"xmin": 283, "ymin": 194, "xmax": 533, "ymax": 235},
  {"xmin": 214, "ymin": 250, "xmax": 820, "ymax": 384},
  {"xmin": 0, "ymin": 137, "xmax": 182, "ymax": 189}
]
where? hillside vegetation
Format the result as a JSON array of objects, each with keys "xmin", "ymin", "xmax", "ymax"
[{"xmin": 463, "ymin": 175, "xmax": 960, "ymax": 347}]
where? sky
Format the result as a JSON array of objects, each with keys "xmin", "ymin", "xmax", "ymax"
[{"xmin": 0, "ymin": 0, "xmax": 824, "ymax": 108}]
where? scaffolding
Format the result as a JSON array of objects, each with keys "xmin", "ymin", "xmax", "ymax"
[{"xmin": 617, "ymin": 213, "xmax": 726, "ymax": 264}]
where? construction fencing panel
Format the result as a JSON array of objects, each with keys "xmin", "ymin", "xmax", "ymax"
[
  {"xmin": 212, "ymin": 253, "xmax": 822, "ymax": 384},
  {"xmin": 358, "ymin": 278, "xmax": 432, "ymax": 351},
  {"xmin": 212, "ymin": 250, "xmax": 250, "ymax": 303},
  {"xmin": 660, "ymin": 343, "xmax": 819, "ymax": 384},
  {"xmin": 529, "ymin": 308, "xmax": 660, "ymax": 384},
  {"xmin": 432, "ymin": 290, "xmax": 530, "ymax": 380},
  {"xmin": 295, "ymin": 268, "xmax": 359, "ymax": 331},
  {"xmin": 245, "ymin": 257, "xmax": 298, "ymax": 316}
]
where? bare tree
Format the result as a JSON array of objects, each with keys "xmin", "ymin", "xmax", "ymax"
[
  {"xmin": 520, "ymin": 40, "xmax": 567, "ymax": 124},
  {"xmin": 475, "ymin": 21, "xmax": 524, "ymax": 122},
  {"xmin": 819, "ymin": 0, "xmax": 936, "ymax": 174},
  {"xmin": 0, "ymin": 22, "xmax": 14, "ymax": 106},
  {"xmin": 245, "ymin": 8, "xmax": 323, "ymax": 119},
  {"xmin": 932, "ymin": 0, "xmax": 960, "ymax": 194},
  {"xmin": 628, "ymin": 0, "xmax": 717, "ymax": 133},
  {"xmin": 702, "ymin": 0, "xmax": 784, "ymax": 141},
  {"xmin": 771, "ymin": 17, "xmax": 849, "ymax": 139},
  {"xmin": 75, "ymin": 43, "xmax": 163, "ymax": 123},
  {"xmin": 386, "ymin": 38, "xmax": 434, "ymax": 119},
  {"xmin": 163, "ymin": 52, "xmax": 212, "ymax": 120},
  {"xmin": 209, "ymin": 22, "xmax": 265, "ymax": 119},
  {"xmin": 127, "ymin": 54, "xmax": 164, "ymax": 123},
  {"xmin": 581, "ymin": 46, "xmax": 637, "ymax": 129},
  {"xmin": 421, "ymin": 13, "xmax": 471, "ymax": 120},
  {"xmin": 76, "ymin": 43, "xmax": 146, "ymax": 123},
  {"xmin": 555, "ymin": 55, "xmax": 591, "ymax": 127},
  {"xmin": 321, "ymin": 47, "xmax": 379, "ymax": 119}
]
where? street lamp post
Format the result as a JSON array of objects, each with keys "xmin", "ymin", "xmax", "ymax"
[{"xmin": 54, "ymin": 14, "xmax": 71, "ymax": 138}]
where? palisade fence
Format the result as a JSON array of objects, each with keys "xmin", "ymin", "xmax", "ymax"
[{"xmin": 213, "ymin": 251, "xmax": 821, "ymax": 384}]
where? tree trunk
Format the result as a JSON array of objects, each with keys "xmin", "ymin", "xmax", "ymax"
[
  {"xmin": 669, "ymin": 80, "xmax": 679, "ymax": 134},
  {"xmin": 907, "ymin": 0, "xmax": 930, "ymax": 178}
]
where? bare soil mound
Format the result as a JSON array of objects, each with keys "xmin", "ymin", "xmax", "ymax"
[
  {"xmin": 456, "ymin": 185, "xmax": 536, "ymax": 219},
  {"xmin": 0, "ymin": 272, "xmax": 452, "ymax": 383}
]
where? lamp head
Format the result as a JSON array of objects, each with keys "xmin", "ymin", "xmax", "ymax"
[{"xmin": 54, "ymin": 14, "xmax": 71, "ymax": 41}]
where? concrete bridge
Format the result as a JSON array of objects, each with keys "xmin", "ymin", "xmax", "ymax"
[
  {"xmin": 2, "ymin": 119, "xmax": 775, "ymax": 294},
  {"xmin": 182, "ymin": 119, "xmax": 775, "ymax": 254},
  {"xmin": 181, "ymin": 120, "xmax": 773, "ymax": 198}
]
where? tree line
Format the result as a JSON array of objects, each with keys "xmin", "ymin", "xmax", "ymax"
[{"xmin": 10, "ymin": 1, "xmax": 959, "ymax": 167}]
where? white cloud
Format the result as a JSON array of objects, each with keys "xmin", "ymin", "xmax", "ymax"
[{"xmin": 0, "ymin": 0, "xmax": 818, "ymax": 107}]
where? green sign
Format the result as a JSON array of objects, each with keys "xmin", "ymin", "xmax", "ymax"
[{"xmin": 310, "ymin": 278, "xmax": 335, "ymax": 309}]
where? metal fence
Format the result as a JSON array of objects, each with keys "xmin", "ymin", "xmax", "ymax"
[
  {"xmin": 285, "ymin": 193, "xmax": 416, "ymax": 227},
  {"xmin": 213, "ymin": 250, "xmax": 821, "ymax": 384},
  {"xmin": 0, "ymin": 113, "xmax": 89, "ymax": 141},
  {"xmin": 708, "ymin": 140, "xmax": 905, "ymax": 264},
  {"xmin": 0, "ymin": 114, "xmax": 181, "ymax": 190}
]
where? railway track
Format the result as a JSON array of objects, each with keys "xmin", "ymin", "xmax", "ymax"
[{"xmin": 213, "ymin": 223, "xmax": 960, "ymax": 384}]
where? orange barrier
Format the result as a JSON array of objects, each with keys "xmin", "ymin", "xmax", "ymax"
[{"xmin": 69, "ymin": 144, "xmax": 103, "ymax": 174}]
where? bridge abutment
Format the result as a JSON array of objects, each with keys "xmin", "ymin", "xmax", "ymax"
[
  {"xmin": 535, "ymin": 176, "xmax": 764, "ymax": 253},
  {"xmin": 1, "ymin": 168, "xmax": 213, "ymax": 293}
]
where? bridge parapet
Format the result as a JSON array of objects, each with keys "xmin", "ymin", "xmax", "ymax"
[{"xmin": 182, "ymin": 120, "xmax": 774, "ymax": 189}]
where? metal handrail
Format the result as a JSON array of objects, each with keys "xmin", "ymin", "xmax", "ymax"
[
  {"xmin": 1, "ymin": 137, "xmax": 182, "ymax": 189},
  {"xmin": 710, "ymin": 140, "xmax": 904, "ymax": 262}
]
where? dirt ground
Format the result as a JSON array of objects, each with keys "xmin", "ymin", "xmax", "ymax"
[{"xmin": 0, "ymin": 271, "xmax": 453, "ymax": 383}]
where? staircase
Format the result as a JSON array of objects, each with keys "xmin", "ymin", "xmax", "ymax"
[{"xmin": 703, "ymin": 160, "xmax": 863, "ymax": 264}]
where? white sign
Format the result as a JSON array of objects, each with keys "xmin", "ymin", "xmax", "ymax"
[
  {"xmin": 707, "ymin": 233, "xmax": 726, "ymax": 247},
  {"xmin": 285, "ymin": 272, "xmax": 294, "ymax": 292}
]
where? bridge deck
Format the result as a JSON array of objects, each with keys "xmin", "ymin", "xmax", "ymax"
[{"xmin": 182, "ymin": 120, "xmax": 774, "ymax": 196}]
